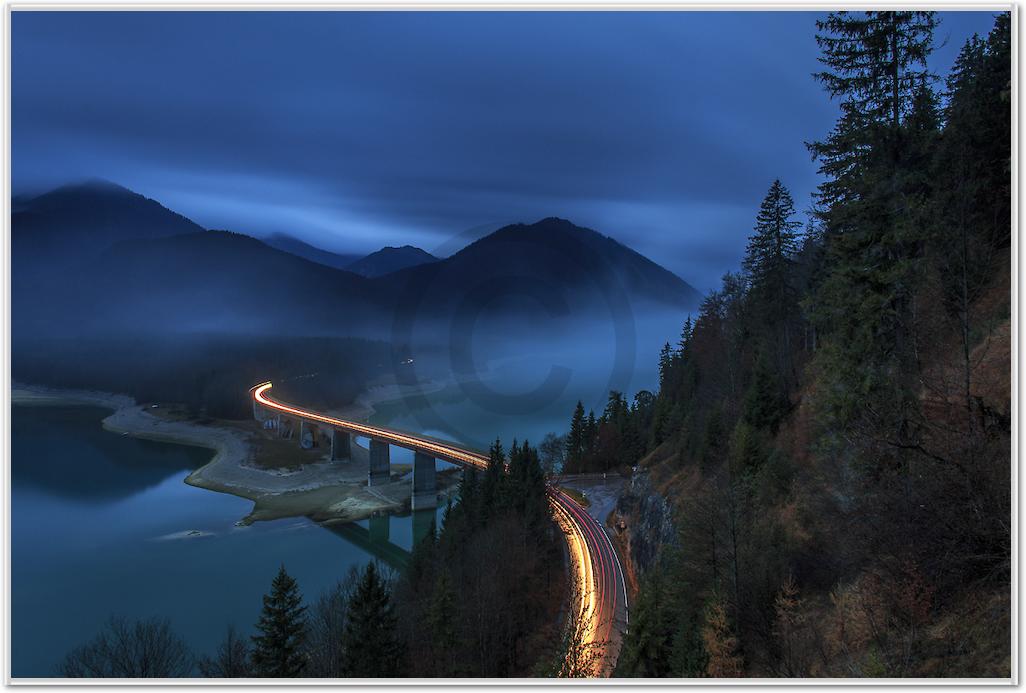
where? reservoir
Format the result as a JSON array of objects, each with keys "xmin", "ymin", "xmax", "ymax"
[{"xmin": 11, "ymin": 404, "xmax": 438, "ymax": 678}]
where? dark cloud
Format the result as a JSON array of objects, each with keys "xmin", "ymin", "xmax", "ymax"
[{"xmin": 12, "ymin": 10, "xmax": 999, "ymax": 291}]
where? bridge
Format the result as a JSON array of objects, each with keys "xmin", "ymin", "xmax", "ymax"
[{"xmin": 251, "ymin": 381, "xmax": 628, "ymax": 676}]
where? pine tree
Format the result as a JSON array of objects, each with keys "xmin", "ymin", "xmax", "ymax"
[
  {"xmin": 341, "ymin": 562, "xmax": 401, "ymax": 677},
  {"xmin": 251, "ymin": 565, "xmax": 308, "ymax": 677}
]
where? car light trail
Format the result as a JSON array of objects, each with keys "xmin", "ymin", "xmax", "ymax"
[{"xmin": 251, "ymin": 381, "xmax": 624, "ymax": 677}]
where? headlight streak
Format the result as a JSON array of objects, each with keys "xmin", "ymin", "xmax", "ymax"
[{"xmin": 251, "ymin": 381, "xmax": 621, "ymax": 677}]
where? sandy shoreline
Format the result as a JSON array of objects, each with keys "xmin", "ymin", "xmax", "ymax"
[{"xmin": 12, "ymin": 380, "xmax": 458, "ymax": 524}]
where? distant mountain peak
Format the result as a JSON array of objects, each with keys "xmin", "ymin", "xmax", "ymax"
[{"xmin": 347, "ymin": 245, "xmax": 438, "ymax": 278}]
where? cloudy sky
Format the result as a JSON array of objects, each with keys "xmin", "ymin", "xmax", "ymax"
[{"xmin": 12, "ymin": 10, "xmax": 1000, "ymax": 291}]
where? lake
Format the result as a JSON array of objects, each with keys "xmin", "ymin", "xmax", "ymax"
[{"xmin": 11, "ymin": 405, "xmax": 441, "ymax": 678}]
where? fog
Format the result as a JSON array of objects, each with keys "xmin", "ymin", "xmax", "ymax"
[
  {"xmin": 14, "ymin": 293, "xmax": 692, "ymax": 452},
  {"xmin": 366, "ymin": 304, "xmax": 690, "ymax": 451}
]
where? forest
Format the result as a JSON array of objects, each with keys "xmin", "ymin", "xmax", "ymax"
[{"xmin": 591, "ymin": 11, "xmax": 1011, "ymax": 677}]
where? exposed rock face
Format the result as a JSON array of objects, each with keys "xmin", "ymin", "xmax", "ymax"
[{"xmin": 614, "ymin": 469, "xmax": 675, "ymax": 578}]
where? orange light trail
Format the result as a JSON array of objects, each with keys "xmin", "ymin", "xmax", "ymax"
[{"xmin": 251, "ymin": 381, "xmax": 621, "ymax": 677}]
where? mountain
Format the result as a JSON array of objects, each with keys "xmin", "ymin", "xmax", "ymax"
[
  {"xmin": 346, "ymin": 245, "xmax": 438, "ymax": 278},
  {"xmin": 14, "ymin": 230, "xmax": 385, "ymax": 339},
  {"xmin": 12, "ymin": 179, "xmax": 205, "ymax": 267},
  {"xmin": 380, "ymin": 217, "xmax": 702, "ymax": 320},
  {"xmin": 12, "ymin": 182, "xmax": 703, "ymax": 344},
  {"xmin": 262, "ymin": 233, "xmax": 362, "ymax": 271}
]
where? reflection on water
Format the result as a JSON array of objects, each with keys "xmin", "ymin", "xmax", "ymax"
[{"xmin": 11, "ymin": 405, "xmax": 442, "ymax": 678}]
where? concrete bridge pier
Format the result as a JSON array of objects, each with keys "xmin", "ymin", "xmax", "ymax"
[
  {"xmin": 412, "ymin": 451, "xmax": 437, "ymax": 510},
  {"xmin": 331, "ymin": 429, "xmax": 351, "ymax": 461},
  {"xmin": 369, "ymin": 440, "xmax": 390, "ymax": 486}
]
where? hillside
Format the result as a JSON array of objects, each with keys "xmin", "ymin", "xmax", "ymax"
[
  {"xmin": 13, "ymin": 230, "xmax": 386, "ymax": 339},
  {"xmin": 599, "ymin": 13, "xmax": 1012, "ymax": 679}
]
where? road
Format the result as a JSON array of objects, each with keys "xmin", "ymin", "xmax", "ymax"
[{"xmin": 252, "ymin": 382, "xmax": 627, "ymax": 676}]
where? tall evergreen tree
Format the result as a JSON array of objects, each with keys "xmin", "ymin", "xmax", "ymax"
[
  {"xmin": 251, "ymin": 565, "xmax": 308, "ymax": 677},
  {"xmin": 743, "ymin": 180, "xmax": 802, "ymax": 382},
  {"xmin": 743, "ymin": 181, "xmax": 801, "ymax": 292},
  {"xmin": 426, "ymin": 571, "xmax": 460, "ymax": 676},
  {"xmin": 678, "ymin": 316, "xmax": 694, "ymax": 354},
  {"xmin": 341, "ymin": 562, "xmax": 401, "ymax": 677},
  {"xmin": 810, "ymin": 11, "xmax": 938, "ymax": 206},
  {"xmin": 807, "ymin": 10, "xmax": 939, "ymax": 442},
  {"xmin": 658, "ymin": 342, "xmax": 673, "ymax": 391},
  {"xmin": 566, "ymin": 401, "xmax": 586, "ymax": 471}
]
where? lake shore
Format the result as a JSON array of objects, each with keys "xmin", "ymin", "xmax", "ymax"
[{"xmin": 11, "ymin": 379, "xmax": 457, "ymax": 524}]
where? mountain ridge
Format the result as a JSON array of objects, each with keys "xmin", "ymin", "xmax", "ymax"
[{"xmin": 12, "ymin": 182, "xmax": 704, "ymax": 341}]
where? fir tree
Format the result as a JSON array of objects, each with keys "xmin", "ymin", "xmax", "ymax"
[
  {"xmin": 426, "ymin": 572, "xmax": 459, "ymax": 676},
  {"xmin": 810, "ymin": 11, "xmax": 938, "ymax": 205},
  {"xmin": 658, "ymin": 342, "xmax": 673, "ymax": 390},
  {"xmin": 743, "ymin": 181, "xmax": 800, "ymax": 297},
  {"xmin": 678, "ymin": 315, "xmax": 694, "ymax": 355},
  {"xmin": 566, "ymin": 401, "xmax": 586, "ymax": 471},
  {"xmin": 251, "ymin": 565, "xmax": 308, "ymax": 677},
  {"xmin": 341, "ymin": 562, "xmax": 401, "ymax": 677}
]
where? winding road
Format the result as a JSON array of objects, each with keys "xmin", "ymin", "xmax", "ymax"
[{"xmin": 252, "ymin": 382, "xmax": 627, "ymax": 676}]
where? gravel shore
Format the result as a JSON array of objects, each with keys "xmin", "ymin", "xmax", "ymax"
[{"xmin": 12, "ymin": 381, "xmax": 456, "ymax": 524}]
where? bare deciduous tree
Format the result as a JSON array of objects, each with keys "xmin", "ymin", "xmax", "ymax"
[
  {"xmin": 59, "ymin": 616, "xmax": 192, "ymax": 678},
  {"xmin": 304, "ymin": 566, "xmax": 361, "ymax": 677},
  {"xmin": 197, "ymin": 625, "xmax": 250, "ymax": 678}
]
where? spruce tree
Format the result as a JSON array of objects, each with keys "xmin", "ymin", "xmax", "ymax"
[
  {"xmin": 341, "ymin": 562, "xmax": 401, "ymax": 677},
  {"xmin": 743, "ymin": 181, "xmax": 800, "ymax": 296},
  {"xmin": 810, "ymin": 11, "xmax": 937, "ymax": 205},
  {"xmin": 251, "ymin": 565, "xmax": 308, "ymax": 677},
  {"xmin": 585, "ymin": 411, "xmax": 598, "ymax": 459},
  {"xmin": 678, "ymin": 316, "xmax": 693, "ymax": 355},
  {"xmin": 743, "ymin": 180, "xmax": 802, "ymax": 375},
  {"xmin": 658, "ymin": 342, "xmax": 673, "ymax": 391},
  {"xmin": 807, "ymin": 10, "xmax": 939, "ymax": 443},
  {"xmin": 426, "ymin": 572, "xmax": 459, "ymax": 676},
  {"xmin": 566, "ymin": 401, "xmax": 586, "ymax": 471}
]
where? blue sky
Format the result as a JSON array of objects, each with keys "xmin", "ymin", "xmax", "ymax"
[{"xmin": 12, "ymin": 10, "xmax": 1002, "ymax": 291}]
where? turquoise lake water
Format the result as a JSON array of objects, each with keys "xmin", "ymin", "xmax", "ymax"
[{"xmin": 11, "ymin": 404, "xmax": 440, "ymax": 678}]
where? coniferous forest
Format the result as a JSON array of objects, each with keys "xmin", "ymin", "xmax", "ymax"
[{"xmin": 592, "ymin": 11, "xmax": 1011, "ymax": 678}]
